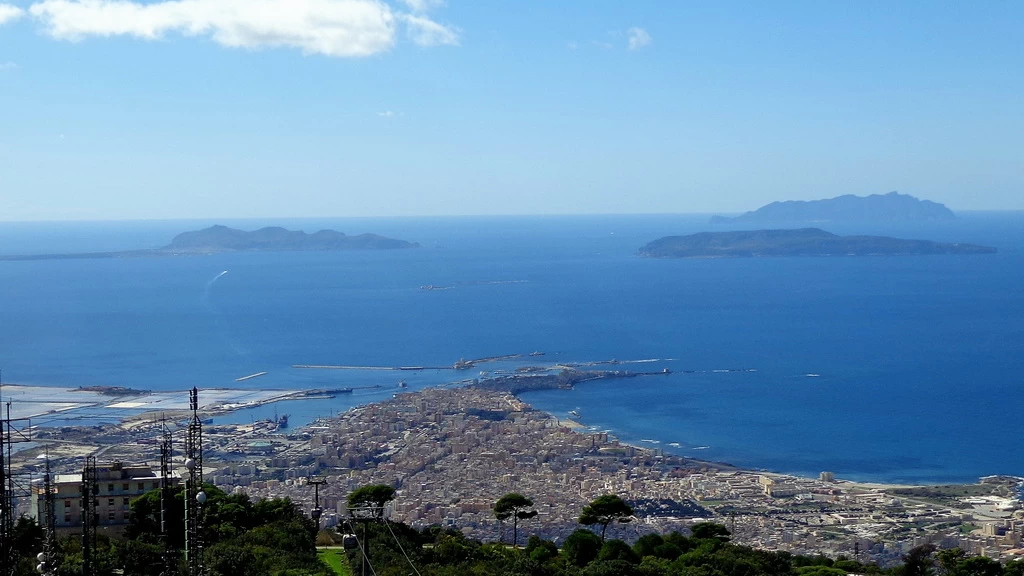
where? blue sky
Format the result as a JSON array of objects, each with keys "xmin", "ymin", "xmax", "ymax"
[{"xmin": 0, "ymin": 1, "xmax": 1021, "ymax": 220}]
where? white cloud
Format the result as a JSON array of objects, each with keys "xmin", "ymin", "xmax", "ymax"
[
  {"xmin": 0, "ymin": 61, "xmax": 17, "ymax": 70},
  {"xmin": 0, "ymin": 3, "xmax": 26, "ymax": 25},
  {"xmin": 27, "ymin": 0, "xmax": 459, "ymax": 57},
  {"xmin": 401, "ymin": 12, "xmax": 456, "ymax": 46},
  {"xmin": 399, "ymin": 0, "xmax": 443, "ymax": 13},
  {"xmin": 627, "ymin": 26, "xmax": 651, "ymax": 50},
  {"xmin": 377, "ymin": 110, "xmax": 394, "ymax": 117}
]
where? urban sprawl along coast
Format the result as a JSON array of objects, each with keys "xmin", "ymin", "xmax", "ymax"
[{"xmin": 9, "ymin": 370, "xmax": 1024, "ymax": 567}]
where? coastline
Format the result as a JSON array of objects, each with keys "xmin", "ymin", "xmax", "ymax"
[
  {"xmin": 9, "ymin": 378, "xmax": 1023, "ymax": 562},
  {"xmin": 7, "ymin": 371, "xmax": 1023, "ymax": 492}
]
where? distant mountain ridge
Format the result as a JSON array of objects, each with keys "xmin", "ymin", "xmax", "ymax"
[
  {"xmin": 639, "ymin": 228, "xmax": 995, "ymax": 258},
  {"xmin": 711, "ymin": 192, "xmax": 955, "ymax": 224}
]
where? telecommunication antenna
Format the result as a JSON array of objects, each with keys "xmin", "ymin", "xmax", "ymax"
[
  {"xmin": 81, "ymin": 456, "xmax": 98, "ymax": 576},
  {"xmin": 159, "ymin": 418, "xmax": 176, "ymax": 576},
  {"xmin": 184, "ymin": 387, "xmax": 206, "ymax": 576},
  {"xmin": 36, "ymin": 454, "xmax": 58, "ymax": 576},
  {"xmin": 0, "ymin": 372, "xmax": 14, "ymax": 576}
]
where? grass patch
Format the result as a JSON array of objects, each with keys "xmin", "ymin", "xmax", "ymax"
[
  {"xmin": 319, "ymin": 548, "xmax": 351, "ymax": 576},
  {"xmin": 961, "ymin": 523, "xmax": 979, "ymax": 534},
  {"xmin": 888, "ymin": 484, "xmax": 1003, "ymax": 499}
]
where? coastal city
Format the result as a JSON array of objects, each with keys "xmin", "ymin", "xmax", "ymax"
[{"xmin": 9, "ymin": 380, "xmax": 1023, "ymax": 567}]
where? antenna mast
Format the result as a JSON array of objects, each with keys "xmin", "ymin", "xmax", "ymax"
[
  {"xmin": 184, "ymin": 388, "xmax": 206, "ymax": 576},
  {"xmin": 160, "ymin": 418, "xmax": 176, "ymax": 576}
]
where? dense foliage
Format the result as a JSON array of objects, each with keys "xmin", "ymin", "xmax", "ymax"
[
  {"xmin": 343, "ymin": 519, "xmax": 1024, "ymax": 576},
  {"xmin": 14, "ymin": 484, "xmax": 329, "ymax": 576},
  {"xmin": 11, "ymin": 485, "xmax": 1024, "ymax": 576}
]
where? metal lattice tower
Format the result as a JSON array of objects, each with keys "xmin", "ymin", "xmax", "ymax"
[
  {"xmin": 159, "ymin": 420, "xmax": 176, "ymax": 576},
  {"xmin": 184, "ymin": 387, "xmax": 206, "ymax": 576},
  {"xmin": 81, "ymin": 456, "xmax": 98, "ymax": 576},
  {"xmin": 0, "ymin": 374, "xmax": 36, "ymax": 576},
  {"xmin": 0, "ymin": 386, "xmax": 14, "ymax": 576},
  {"xmin": 37, "ymin": 455, "xmax": 58, "ymax": 576}
]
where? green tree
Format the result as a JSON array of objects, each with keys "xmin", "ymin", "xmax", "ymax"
[
  {"xmin": 689, "ymin": 523, "xmax": 731, "ymax": 542},
  {"xmin": 8, "ymin": 516, "xmax": 45, "ymax": 576},
  {"xmin": 579, "ymin": 495, "xmax": 634, "ymax": 541},
  {"xmin": 525, "ymin": 535, "xmax": 558, "ymax": 564},
  {"xmin": 113, "ymin": 539, "xmax": 164, "ymax": 576},
  {"xmin": 563, "ymin": 529, "xmax": 603, "ymax": 568},
  {"xmin": 584, "ymin": 559, "xmax": 642, "ymax": 576},
  {"xmin": 902, "ymin": 544, "xmax": 937, "ymax": 576},
  {"xmin": 958, "ymin": 556, "xmax": 1003, "ymax": 576},
  {"xmin": 1004, "ymin": 560, "xmax": 1024, "ymax": 576},
  {"xmin": 348, "ymin": 484, "xmax": 397, "ymax": 519},
  {"xmin": 599, "ymin": 539, "xmax": 640, "ymax": 564},
  {"xmin": 938, "ymin": 548, "xmax": 967, "ymax": 576},
  {"xmin": 796, "ymin": 567, "xmax": 847, "ymax": 576},
  {"xmin": 493, "ymin": 493, "xmax": 538, "ymax": 548}
]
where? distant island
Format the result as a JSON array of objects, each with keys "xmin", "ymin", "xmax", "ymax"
[
  {"xmin": 0, "ymin": 225, "xmax": 418, "ymax": 261},
  {"xmin": 710, "ymin": 192, "xmax": 956, "ymax": 224},
  {"xmin": 165, "ymin": 225, "xmax": 417, "ymax": 253},
  {"xmin": 639, "ymin": 228, "xmax": 996, "ymax": 258}
]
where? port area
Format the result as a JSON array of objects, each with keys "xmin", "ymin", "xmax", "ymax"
[{"xmin": 0, "ymin": 384, "xmax": 312, "ymax": 427}]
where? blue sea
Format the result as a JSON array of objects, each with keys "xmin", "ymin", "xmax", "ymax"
[{"xmin": 1, "ymin": 214, "xmax": 1022, "ymax": 485}]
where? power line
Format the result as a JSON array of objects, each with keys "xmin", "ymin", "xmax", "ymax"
[
  {"xmin": 384, "ymin": 518, "xmax": 423, "ymax": 576},
  {"xmin": 343, "ymin": 518, "xmax": 379, "ymax": 576}
]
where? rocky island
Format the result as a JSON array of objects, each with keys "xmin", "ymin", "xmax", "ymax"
[
  {"xmin": 710, "ymin": 191, "xmax": 956, "ymax": 224},
  {"xmin": 0, "ymin": 225, "xmax": 418, "ymax": 261},
  {"xmin": 639, "ymin": 228, "xmax": 996, "ymax": 258},
  {"xmin": 165, "ymin": 225, "xmax": 417, "ymax": 253}
]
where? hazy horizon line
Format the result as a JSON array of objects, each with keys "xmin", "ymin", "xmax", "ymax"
[{"xmin": 3, "ymin": 208, "xmax": 1024, "ymax": 225}]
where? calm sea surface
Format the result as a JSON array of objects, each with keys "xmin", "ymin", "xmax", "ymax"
[{"xmin": 0, "ymin": 214, "xmax": 1021, "ymax": 484}]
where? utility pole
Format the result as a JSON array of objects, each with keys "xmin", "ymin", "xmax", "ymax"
[
  {"xmin": 349, "ymin": 505, "xmax": 382, "ymax": 576},
  {"xmin": 307, "ymin": 477, "xmax": 327, "ymax": 525},
  {"xmin": 184, "ymin": 388, "xmax": 206, "ymax": 576}
]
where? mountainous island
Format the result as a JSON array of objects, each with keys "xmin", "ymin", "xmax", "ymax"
[
  {"xmin": 0, "ymin": 225, "xmax": 418, "ymax": 261},
  {"xmin": 710, "ymin": 192, "xmax": 956, "ymax": 224},
  {"xmin": 165, "ymin": 225, "xmax": 417, "ymax": 253},
  {"xmin": 639, "ymin": 228, "xmax": 996, "ymax": 258}
]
